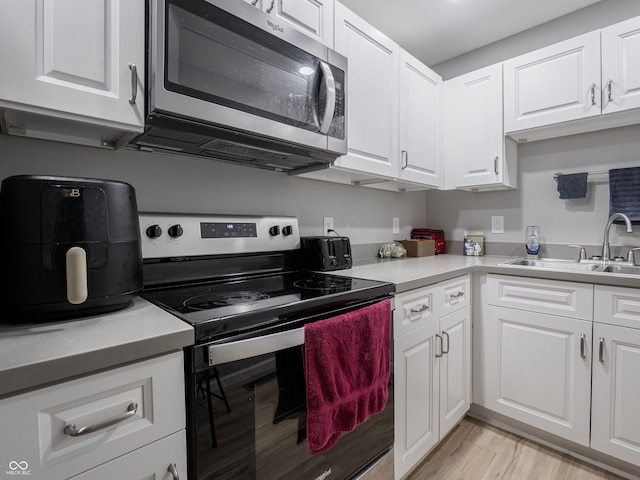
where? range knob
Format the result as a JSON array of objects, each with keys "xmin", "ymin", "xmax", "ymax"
[
  {"xmin": 269, "ymin": 225, "xmax": 280, "ymax": 236},
  {"xmin": 168, "ymin": 224, "xmax": 184, "ymax": 238},
  {"xmin": 282, "ymin": 225, "xmax": 293, "ymax": 236},
  {"xmin": 146, "ymin": 224, "xmax": 162, "ymax": 239}
]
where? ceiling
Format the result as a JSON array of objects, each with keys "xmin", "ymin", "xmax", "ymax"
[{"xmin": 338, "ymin": 0, "xmax": 602, "ymax": 66}]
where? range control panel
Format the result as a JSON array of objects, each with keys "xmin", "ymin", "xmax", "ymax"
[{"xmin": 139, "ymin": 213, "xmax": 300, "ymax": 259}]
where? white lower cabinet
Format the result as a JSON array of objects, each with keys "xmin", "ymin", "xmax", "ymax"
[
  {"xmin": 591, "ymin": 285, "xmax": 640, "ymax": 466},
  {"xmin": 0, "ymin": 351, "xmax": 186, "ymax": 479},
  {"xmin": 394, "ymin": 275, "xmax": 471, "ymax": 480},
  {"xmin": 479, "ymin": 274, "xmax": 594, "ymax": 445}
]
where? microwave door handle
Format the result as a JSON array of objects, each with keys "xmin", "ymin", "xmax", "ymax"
[{"xmin": 318, "ymin": 61, "xmax": 336, "ymax": 134}]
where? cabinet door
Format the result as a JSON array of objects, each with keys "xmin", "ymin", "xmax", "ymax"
[
  {"xmin": 503, "ymin": 31, "xmax": 601, "ymax": 133},
  {"xmin": 69, "ymin": 430, "xmax": 187, "ymax": 480},
  {"xmin": 439, "ymin": 306, "xmax": 471, "ymax": 437},
  {"xmin": 394, "ymin": 321, "xmax": 440, "ymax": 480},
  {"xmin": 451, "ymin": 64, "xmax": 505, "ymax": 188},
  {"xmin": 264, "ymin": 0, "xmax": 334, "ymax": 47},
  {"xmin": 333, "ymin": 3, "xmax": 400, "ymax": 178},
  {"xmin": 0, "ymin": 0, "xmax": 144, "ymax": 130},
  {"xmin": 484, "ymin": 306, "xmax": 592, "ymax": 446},
  {"xmin": 398, "ymin": 50, "xmax": 443, "ymax": 187},
  {"xmin": 601, "ymin": 16, "xmax": 640, "ymax": 115},
  {"xmin": 591, "ymin": 323, "xmax": 640, "ymax": 466}
]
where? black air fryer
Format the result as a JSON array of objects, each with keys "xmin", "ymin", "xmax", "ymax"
[{"xmin": 0, "ymin": 175, "xmax": 143, "ymax": 321}]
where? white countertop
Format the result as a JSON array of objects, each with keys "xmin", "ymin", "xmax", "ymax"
[{"xmin": 0, "ymin": 297, "xmax": 193, "ymax": 397}]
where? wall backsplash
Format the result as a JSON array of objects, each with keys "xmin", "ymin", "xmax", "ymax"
[
  {"xmin": 0, "ymin": 134, "xmax": 427, "ymax": 250},
  {"xmin": 425, "ymin": 124, "xmax": 640, "ymax": 256}
]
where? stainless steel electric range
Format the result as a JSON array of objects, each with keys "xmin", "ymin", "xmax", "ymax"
[{"xmin": 139, "ymin": 213, "xmax": 394, "ymax": 480}]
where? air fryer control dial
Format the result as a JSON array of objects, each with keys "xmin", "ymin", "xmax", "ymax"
[
  {"xmin": 146, "ymin": 224, "xmax": 162, "ymax": 239},
  {"xmin": 168, "ymin": 224, "xmax": 184, "ymax": 238}
]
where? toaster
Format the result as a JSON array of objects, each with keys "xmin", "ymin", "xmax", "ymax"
[{"xmin": 300, "ymin": 236, "xmax": 352, "ymax": 271}]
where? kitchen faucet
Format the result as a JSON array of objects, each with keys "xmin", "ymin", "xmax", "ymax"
[{"xmin": 602, "ymin": 212, "xmax": 633, "ymax": 262}]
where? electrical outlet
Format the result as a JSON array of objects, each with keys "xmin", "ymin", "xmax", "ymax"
[
  {"xmin": 323, "ymin": 216, "xmax": 334, "ymax": 235},
  {"xmin": 491, "ymin": 215, "xmax": 504, "ymax": 234},
  {"xmin": 393, "ymin": 217, "xmax": 400, "ymax": 234}
]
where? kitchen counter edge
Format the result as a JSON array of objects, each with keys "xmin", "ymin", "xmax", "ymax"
[{"xmin": 0, "ymin": 296, "xmax": 194, "ymax": 398}]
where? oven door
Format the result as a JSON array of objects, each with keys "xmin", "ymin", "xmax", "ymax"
[
  {"xmin": 184, "ymin": 307, "xmax": 393, "ymax": 479},
  {"xmin": 150, "ymin": 0, "xmax": 347, "ymax": 153}
]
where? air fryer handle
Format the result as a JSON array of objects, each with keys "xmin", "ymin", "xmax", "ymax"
[
  {"xmin": 318, "ymin": 61, "xmax": 336, "ymax": 134},
  {"xmin": 66, "ymin": 246, "xmax": 88, "ymax": 304}
]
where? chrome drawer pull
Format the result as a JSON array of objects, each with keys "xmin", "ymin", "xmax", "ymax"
[
  {"xmin": 168, "ymin": 463, "xmax": 180, "ymax": 480},
  {"xmin": 580, "ymin": 333, "xmax": 586, "ymax": 359},
  {"xmin": 63, "ymin": 402, "xmax": 138, "ymax": 437},
  {"xmin": 409, "ymin": 304, "xmax": 430, "ymax": 314},
  {"xmin": 448, "ymin": 291, "xmax": 464, "ymax": 300}
]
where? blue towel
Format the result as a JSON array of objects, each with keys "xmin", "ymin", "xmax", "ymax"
[
  {"xmin": 609, "ymin": 167, "xmax": 640, "ymax": 224},
  {"xmin": 557, "ymin": 172, "xmax": 588, "ymax": 199}
]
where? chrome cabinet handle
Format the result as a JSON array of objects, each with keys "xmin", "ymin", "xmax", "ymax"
[
  {"xmin": 266, "ymin": 0, "xmax": 275, "ymax": 13},
  {"xmin": 599, "ymin": 337, "xmax": 605, "ymax": 364},
  {"xmin": 128, "ymin": 63, "xmax": 138, "ymax": 105},
  {"xmin": 409, "ymin": 304, "xmax": 430, "ymax": 314},
  {"xmin": 442, "ymin": 331, "xmax": 450, "ymax": 355},
  {"xmin": 448, "ymin": 291, "xmax": 464, "ymax": 301},
  {"xmin": 590, "ymin": 83, "xmax": 596, "ymax": 106},
  {"xmin": 436, "ymin": 334, "xmax": 443, "ymax": 358},
  {"xmin": 317, "ymin": 61, "xmax": 336, "ymax": 134},
  {"xmin": 64, "ymin": 402, "xmax": 138, "ymax": 437},
  {"xmin": 168, "ymin": 463, "xmax": 180, "ymax": 480},
  {"xmin": 251, "ymin": 0, "xmax": 259, "ymax": 5},
  {"xmin": 401, "ymin": 150, "xmax": 408, "ymax": 169},
  {"xmin": 494, "ymin": 156, "xmax": 499, "ymax": 175},
  {"xmin": 607, "ymin": 79, "xmax": 613, "ymax": 102},
  {"xmin": 580, "ymin": 333, "xmax": 586, "ymax": 360}
]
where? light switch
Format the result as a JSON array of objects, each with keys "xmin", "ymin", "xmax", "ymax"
[{"xmin": 491, "ymin": 216, "xmax": 504, "ymax": 234}]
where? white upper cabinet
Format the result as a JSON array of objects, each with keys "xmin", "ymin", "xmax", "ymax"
[
  {"xmin": 447, "ymin": 63, "xmax": 517, "ymax": 191},
  {"xmin": 601, "ymin": 16, "xmax": 640, "ymax": 115},
  {"xmin": 244, "ymin": 0, "xmax": 334, "ymax": 47},
  {"xmin": 398, "ymin": 50, "xmax": 444, "ymax": 188},
  {"xmin": 504, "ymin": 32, "xmax": 601, "ymax": 134},
  {"xmin": 504, "ymin": 16, "xmax": 640, "ymax": 142},
  {"xmin": 332, "ymin": 2, "xmax": 400, "ymax": 179},
  {"xmin": 0, "ymin": 0, "xmax": 145, "ymax": 148}
]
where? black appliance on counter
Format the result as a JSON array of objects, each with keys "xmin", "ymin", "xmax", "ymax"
[
  {"xmin": 300, "ymin": 236, "xmax": 353, "ymax": 271},
  {"xmin": 0, "ymin": 175, "xmax": 143, "ymax": 321},
  {"xmin": 139, "ymin": 213, "xmax": 394, "ymax": 480}
]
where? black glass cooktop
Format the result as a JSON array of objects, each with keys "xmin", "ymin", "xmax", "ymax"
[{"xmin": 141, "ymin": 271, "xmax": 393, "ymax": 342}]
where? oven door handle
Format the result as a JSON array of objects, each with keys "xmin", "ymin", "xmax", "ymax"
[{"xmin": 208, "ymin": 327, "xmax": 305, "ymax": 366}]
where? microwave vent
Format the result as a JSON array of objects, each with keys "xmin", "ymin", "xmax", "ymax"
[{"xmin": 201, "ymin": 139, "xmax": 289, "ymax": 162}]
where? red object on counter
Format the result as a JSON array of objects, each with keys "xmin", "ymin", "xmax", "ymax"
[{"xmin": 411, "ymin": 228, "xmax": 445, "ymax": 254}]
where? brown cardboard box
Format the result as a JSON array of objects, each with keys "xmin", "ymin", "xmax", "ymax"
[{"xmin": 399, "ymin": 239, "xmax": 436, "ymax": 257}]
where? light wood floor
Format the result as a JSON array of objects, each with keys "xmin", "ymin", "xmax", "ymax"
[{"xmin": 406, "ymin": 417, "xmax": 629, "ymax": 480}]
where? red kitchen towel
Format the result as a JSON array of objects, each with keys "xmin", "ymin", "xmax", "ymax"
[{"xmin": 304, "ymin": 299, "xmax": 391, "ymax": 455}]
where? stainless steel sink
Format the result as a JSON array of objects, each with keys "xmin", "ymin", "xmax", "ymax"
[
  {"xmin": 502, "ymin": 258, "xmax": 604, "ymax": 272},
  {"xmin": 601, "ymin": 264, "xmax": 640, "ymax": 275}
]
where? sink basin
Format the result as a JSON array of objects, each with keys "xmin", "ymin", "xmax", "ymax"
[
  {"xmin": 602, "ymin": 264, "xmax": 640, "ymax": 275},
  {"xmin": 502, "ymin": 258, "xmax": 604, "ymax": 272}
]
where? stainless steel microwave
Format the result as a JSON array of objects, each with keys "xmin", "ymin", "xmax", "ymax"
[{"xmin": 132, "ymin": 0, "xmax": 348, "ymax": 173}]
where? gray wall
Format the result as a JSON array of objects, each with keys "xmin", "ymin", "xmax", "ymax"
[{"xmin": 0, "ymin": 134, "xmax": 427, "ymax": 248}]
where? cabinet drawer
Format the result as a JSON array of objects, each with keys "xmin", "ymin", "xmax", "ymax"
[
  {"xmin": 394, "ymin": 284, "xmax": 437, "ymax": 338},
  {"xmin": 435, "ymin": 275, "xmax": 470, "ymax": 317},
  {"xmin": 595, "ymin": 285, "xmax": 640, "ymax": 329},
  {"xmin": 487, "ymin": 274, "xmax": 593, "ymax": 320},
  {"xmin": 0, "ymin": 351, "xmax": 185, "ymax": 480},
  {"xmin": 69, "ymin": 430, "xmax": 187, "ymax": 480}
]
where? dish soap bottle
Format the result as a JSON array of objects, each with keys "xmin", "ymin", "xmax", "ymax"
[{"xmin": 526, "ymin": 225, "xmax": 540, "ymax": 259}]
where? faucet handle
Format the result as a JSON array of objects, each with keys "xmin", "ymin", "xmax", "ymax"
[
  {"xmin": 569, "ymin": 244, "xmax": 587, "ymax": 261},
  {"xmin": 627, "ymin": 247, "xmax": 640, "ymax": 265}
]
